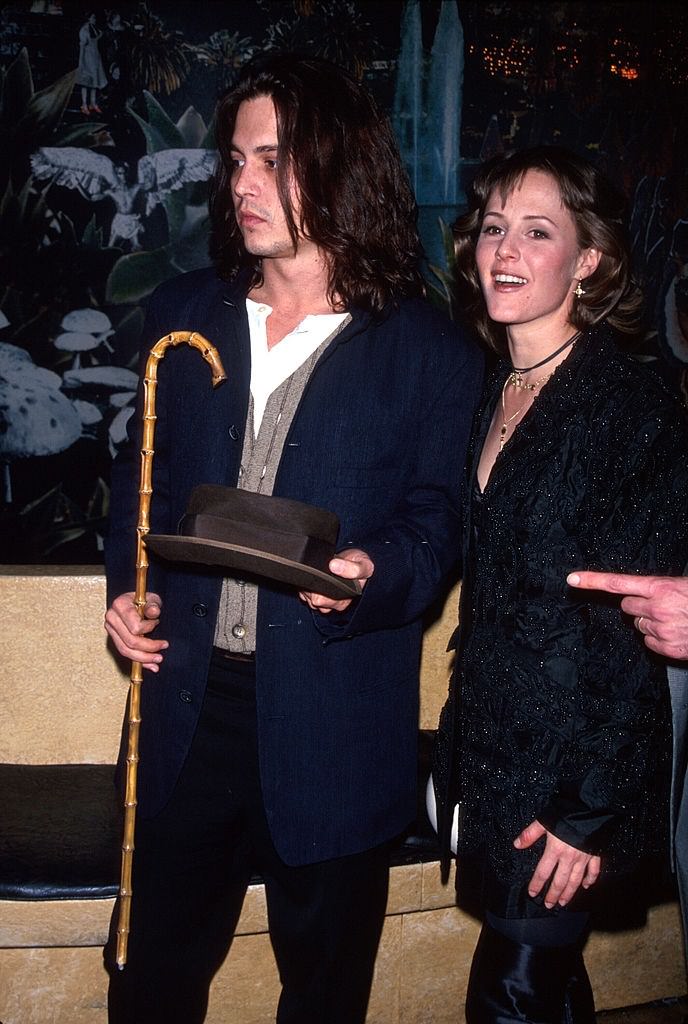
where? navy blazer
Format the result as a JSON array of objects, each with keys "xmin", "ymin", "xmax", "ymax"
[{"xmin": 106, "ymin": 267, "xmax": 484, "ymax": 866}]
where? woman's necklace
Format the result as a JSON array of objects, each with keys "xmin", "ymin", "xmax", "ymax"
[
  {"xmin": 499, "ymin": 371, "xmax": 552, "ymax": 450},
  {"xmin": 506, "ymin": 331, "xmax": 580, "ymax": 390}
]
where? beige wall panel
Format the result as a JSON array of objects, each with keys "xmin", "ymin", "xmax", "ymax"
[
  {"xmin": 0, "ymin": 569, "xmax": 127, "ymax": 764},
  {"xmin": 206, "ymin": 932, "xmax": 280, "ymax": 1024},
  {"xmin": 209, "ymin": 917, "xmax": 405, "ymax": 1024},
  {"xmin": 420, "ymin": 861, "xmax": 456, "ymax": 911},
  {"xmin": 0, "ymin": 901, "xmax": 685, "ymax": 1022},
  {"xmin": 234, "ymin": 883, "xmax": 268, "ymax": 935},
  {"xmin": 585, "ymin": 902, "xmax": 687, "ymax": 1009},
  {"xmin": 367, "ymin": 915, "xmax": 403, "ymax": 1024},
  {"xmin": 398, "ymin": 905, "xmax": 480, "ymax": 1024},
  {"xmin": 0, "ymin": 569, "xmax": 459, "ymax": 760},
  {"xmin": 0, "ymin": 898, "xmax": 113, "ymax": 948},
  {"xmin": 387, "ymin": 863, "xmax": 423, "ymax": 916},
  {"xmin": 0, "ymin": 946, "xmax": 108, "ymax": 1024},
  {"xmin": 419, "ymin": 582, "xmax": 459, "ymax": 731}
]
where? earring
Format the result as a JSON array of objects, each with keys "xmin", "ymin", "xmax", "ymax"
[{"xmin": 574, "ymin": 279, "xmax": 586, "ymax": 298}]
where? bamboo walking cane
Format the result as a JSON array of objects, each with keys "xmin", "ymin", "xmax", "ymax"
[{"xmin": 116, "ymin": 330, "xmax": 227, "ymax": 969}]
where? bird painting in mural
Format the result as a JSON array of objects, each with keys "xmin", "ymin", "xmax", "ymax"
[{"xmin": 30, "ymin": 147, "xmax": 217, "ymax": 249}]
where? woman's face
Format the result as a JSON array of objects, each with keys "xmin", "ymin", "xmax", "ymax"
[{"xmin": 475, "ymin": 169, "xmax": 598, "ymax": 339}]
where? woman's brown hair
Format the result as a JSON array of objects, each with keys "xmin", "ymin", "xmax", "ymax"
[{"xmin": 453, "ymin": 146, "xmax": 643, "ymax": 351}]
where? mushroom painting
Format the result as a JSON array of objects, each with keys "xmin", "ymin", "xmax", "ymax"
[
  {"xmin": 54, "ymin": 308, "xmax": 115, "ymax": 369},
  {"xmin": 0, "ymin": 345, "xmax": 81, "ymax": 504},
  {"xmin": 60, "ymin": 364, "xmax": 139, "ymax": 460},
  {"xmin": 62, "ymin": 365, "xmax": 138, "ymax": 392}
]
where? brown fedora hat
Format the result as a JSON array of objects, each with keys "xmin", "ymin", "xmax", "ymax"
[{"xmin": 145, "ymin": 485, "xmax": 361, "ymax": 600}]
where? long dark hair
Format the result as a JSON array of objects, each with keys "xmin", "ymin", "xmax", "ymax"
[
  {"xmin": 453, "ymin": 146, "xmax": 643, "ymax": 351},
  {"xmin": 208, "ymin": 54, "xmax": 424, "ymax": 314}
]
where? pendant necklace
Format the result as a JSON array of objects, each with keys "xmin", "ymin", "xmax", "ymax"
[{"xmin": 499, "ymin": 371, "xmax": 552, "ymax": 450}]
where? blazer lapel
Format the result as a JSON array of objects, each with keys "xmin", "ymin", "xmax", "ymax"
[{"xmin": 216, "ymin": 286, "xmax": 251, "ymax": 423}]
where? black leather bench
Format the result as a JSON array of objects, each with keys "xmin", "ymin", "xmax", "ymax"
[
  {"xmin": 0, "ymin": 732, "xmax": 439, "ymax": 904},
  {"xmin": 0, "ymin": 763, "xmax": 121, "ymax": 901}
]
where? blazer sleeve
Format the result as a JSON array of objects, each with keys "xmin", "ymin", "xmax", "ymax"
[
  {"xmin": 537, "ymin": 390, "xmax": 688, "ymax": 854},
  {"xmin": 315, "ymin": 332, "xmax": 484, "ymax": 637}
]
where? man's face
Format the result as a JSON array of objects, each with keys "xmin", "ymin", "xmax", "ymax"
[{"xmin": 230, "ymin": 95, "xmax": 304, "ymax": 260}]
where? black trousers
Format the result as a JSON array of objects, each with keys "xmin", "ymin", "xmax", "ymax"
[{"xmin": 105, "ymin": 652, "xmax": 391, "ymax": 1024}]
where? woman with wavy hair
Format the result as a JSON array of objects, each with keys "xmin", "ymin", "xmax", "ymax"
[{"xmin": 431, "ymin": 147, "xmax": 688, "ymax": 1021}]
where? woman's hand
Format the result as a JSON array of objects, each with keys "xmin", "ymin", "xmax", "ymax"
[{"xmin": 514, "ymin": 819, "xmax": 601, "ymax": 908}]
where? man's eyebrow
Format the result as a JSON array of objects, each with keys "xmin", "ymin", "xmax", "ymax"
[{"xmin": 230, "ymin": 142, "xmax": 279, "ymax": 154}]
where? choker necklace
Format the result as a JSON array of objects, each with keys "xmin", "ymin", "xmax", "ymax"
[{"xmin": 507, "ymin": 331, "xmax": 581, "ymax": 390}]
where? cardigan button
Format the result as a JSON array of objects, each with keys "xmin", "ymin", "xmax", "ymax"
[
  {"xmin": 192, "ymin": 602, "xmax": 207, "ymax": 617},
  {"xmin": 179, "ymin": 690, "xmax": 193, "ymax": 704},
  {"xmin": 229, "ymin": 424, "xmax": 240, "ymax": 441}
]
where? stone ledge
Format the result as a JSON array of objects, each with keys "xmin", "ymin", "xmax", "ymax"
[
  {"xmin": 0, "ymin": 903, "xmax": 684, "ymax": 1024},
  {"xmin": 0, "ymin": 860, "xmax": 457, "ymax": 949}
]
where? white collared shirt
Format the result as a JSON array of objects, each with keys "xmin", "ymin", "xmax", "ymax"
[{"xmin": 246, "ymin": 298, "xmax": 349, "ymax": 435}]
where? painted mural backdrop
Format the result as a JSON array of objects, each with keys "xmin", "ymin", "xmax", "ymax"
[{"xmin": 1, "ymin": 0, "xmax": 687, "ymax": 563}]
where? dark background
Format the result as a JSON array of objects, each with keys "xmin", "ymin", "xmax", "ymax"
[{"xmin": 1, "ymin": 0, "xmax": 687, "ymax": 563}]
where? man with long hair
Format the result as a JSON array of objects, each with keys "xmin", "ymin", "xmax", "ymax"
[{"xmin": 104, "ymin": 54, "xmax": 483, "ymax": 1023}]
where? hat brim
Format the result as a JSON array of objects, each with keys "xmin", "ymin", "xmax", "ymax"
[{"xmin": 144, "ymin": 534, "xmax": 361, "ymax": 600}]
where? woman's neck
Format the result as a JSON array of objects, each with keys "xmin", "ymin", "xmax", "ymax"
[{"xmin": 506, "ymin": 321, "xmax": 580, "ymax": 385}]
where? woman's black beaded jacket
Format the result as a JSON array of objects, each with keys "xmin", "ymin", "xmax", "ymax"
[{"xmin": 434, "ymin": 324, "xmax": 688, "ymax": 916}]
